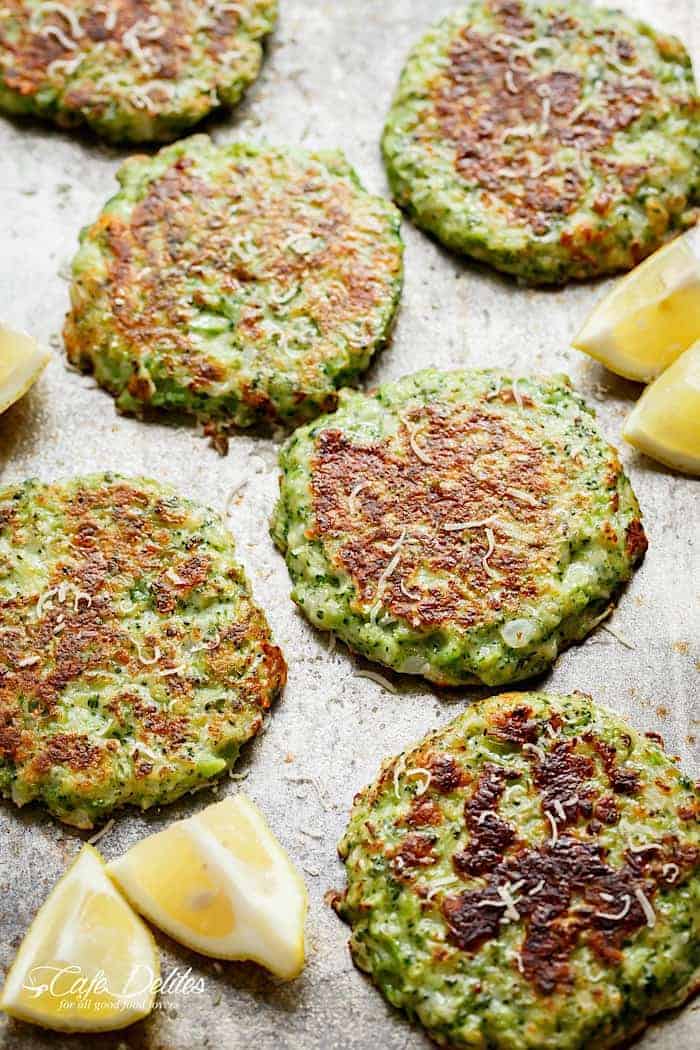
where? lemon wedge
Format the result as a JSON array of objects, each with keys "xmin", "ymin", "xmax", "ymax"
[
  {"xmin": 0, "ymin": 846, "xmax": 159, "ymax": 1032},
  {"xmin": 573, "ymin": 229, "xmax": 700, "ymax": 382},
  {"xmin": 108, "ymin": 794, "xmax": 308, "ymax": 980},
  {"xmin": 623, "ymin": 340, "xmax": 700, "ymax": 474},
  {"xmin": 0, "ymin": 323, "xmax": 51, "ymax": 414}
]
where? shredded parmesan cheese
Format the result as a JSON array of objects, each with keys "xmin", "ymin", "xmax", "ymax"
[
  {"xmin": 482, "ymin": 527, "xmax": 498, "ymax": 578},
  {"xmin": 225, "ymin": 478, "xmax": 249, "ymax": 511},
  {"xmin": 634, "ymin": 887, "xmax": 656, "ymax": 928},
  {"xmin": 36, "ymin": 582, "xmax": 92, "ymax": 616},
  {"xmin": 477, "ymin": 810, "xmax": 500, "ymax": 825},
  {"xmin": 17, "ymin": 655, "xmax": 40, "ymax": 668},
  {"xmin": 546, "ymin": 811, "xmax": 558, "ymax": 845},
  {"xmin": 552, "ymin": 799, "xmax": 567, "ymax": 823},
  {"xmin": 595, "ymin": 894, "xmax": 631, "ymax": 921},
  {"xmin": 155, "ymin": 664, "xmax": 187, "ymax": 678},
  {"xmin": 403, "ymin": 418, "xmax": 432, "ymax": 464},
  {"xmin": 190, "ymin": 632, "xmax": 221, "ymax": 655},
  {"xmin": 522, "ymin": 742, "xmax": 545, "ymax": 763},
  {"xmin": 504, "ymin": 69, "xmax": 518, "ymax": 94},
  {"xmin": 369, "ymin": 530, "xmax": 408, "ymax": 615},
  {"xmin": 399, "ymin": 578, "xmax": 421, "ymax": 600},
  {"xmin": 662, "ymin": 863, "xmax": 679, "ymax": 883},
  {"xmin": 136, "ymin": 644, "xmax": 161, "ymax": 666},
  {"xmin": 496, "ymin": 881, "xmax": 523, "ymax": 922},
  {"xmin": 425, "ymin": 875, "xmax": 461, "ymax": 900},
  {"xmin": 47, "ymin": 53, "xmax": 83, "ymax": 77},
  {"xmin": 404, "ymin": 768, "xmax": 432, "ymax": 796},
  {"xmin": 298, "ymin": 826, "xmax": 324, "ymax": 840},
  {"xmin": 282, "ymin": 774, "xmax": 330, "ymax": 810},
  {"xmin": 601, "ymin": 622, "xmax": 635, "ymax": 650},
  {"xmin": 443, "ymin": 515, "xmax": 498, "ymax": 532},
  {"xmin": 348, "ymin": 480, "xmax": 368, "ymax": 513},
  {"xmin": 528, "ymin": 879, "xmax": 545, "ymax": 896},
  {"xmin": 507, "ymin": 488, "xmax": 539, "ymax": 510},
  {"xmin": 40, "ymin": 2, "xmax": 84, "ymax": 37},
  {"xmin": 87, "ymin": 818, "xmax": 115, "ymax": 846},
  {"xmin": 39, "ymin": 24, "xmax": 77, "ymax": 50},
  {"xmin": 354, "ymin": 669, "xmax": 397, "ymax": 694}
]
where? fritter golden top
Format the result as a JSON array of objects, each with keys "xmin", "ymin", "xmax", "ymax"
[
  {"xmin": 0, "ymin": 474, "xmax": 286, "ymax": 826},
  {"xmin": 0, "ymin": 0, "xmax": 276, "ymax": 140},
  {"xmin": 309, "ymin": 385, "xmax": 644, "ymax": 632},
  {"xmin": 64, "ymin": 138, "xmax": 403, "ymax": 432}
]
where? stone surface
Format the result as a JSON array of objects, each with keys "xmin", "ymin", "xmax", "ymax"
[{"xmin": 0, "ymin": 1, "xmax": 698, "ymax": 1047}]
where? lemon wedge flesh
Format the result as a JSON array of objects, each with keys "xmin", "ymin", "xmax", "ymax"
[
  {"xmin": 0, "ymin": 846, "xmax": 159, "ymax": 1032},
  {"xmin": 108, "ymin": 794, "xmax": 308, "ymax": 979},
  {"xmin": 0, "ymin": 323, "xmax": 51, "ymax": 414},
  {"xmin": 623, "ymin": 339, "xmax": 700, "ymax": 474},
  {"xmin": 573, "ymin": 230, "xmax": 700, "ymax": 382}
]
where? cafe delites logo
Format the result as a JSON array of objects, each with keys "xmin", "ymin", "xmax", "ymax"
[{"xmin": 22, "ymin": 963, "xmax": 205, "ymax": 1014}]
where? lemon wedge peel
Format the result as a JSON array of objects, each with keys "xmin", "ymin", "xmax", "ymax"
[
  {"xmin": 0, "ymin": 845, "xmax": 159, "ymax": 1033},
  {"xmin": 0, "ymin": 324, "xmax": 51, "ymax": 414},
  {"xmin": 108, "ymin": 794, "xmax": 308, "ymax": 981},
  {"xmin": 623, "ymin": 339, "xmax": 700, "ymax": 475},
  {"xmin": 573, "ymin": 230, "xmax": 700, "ymax": 383}
]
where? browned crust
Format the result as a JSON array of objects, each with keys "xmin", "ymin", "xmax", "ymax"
[
  {"xmin": 0, "ymin": 478, "xmax": 286, "ymax": 786},
  {"xmin": 309, "ymin": 395, "xmax": 622, "ymax": 631},
  {"xmin": 0, "ymin": 0, "xmax": 250, "ymax": 99},
  {"xmin": 64, "ymin": 146, "xmax": 401, "ymax": 421},
  {"xmin": 383, "ymin": 701, "xmax": 699, "ymax": 998},
  {"xmin": 424, "ymin": 0, "xmax": 686, "ymax": 240}
]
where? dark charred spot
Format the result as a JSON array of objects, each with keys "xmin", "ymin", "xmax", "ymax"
[
  {"xmin": 392, "ymin": 832, "xmax": 438, "ymax": 877},
  {"xmin": 33, "ymin": 733, "xmax": 104, "ymax": 774},
  {"xmin": 610, "ymin": 767, "xmax": 641, "ymax": 795},
  {"xmin": 442, "ymin": 890, "xmax": 503, "ymax": 953},
  {"xmin": 587, "ymin": 930, "xmax": 623, "ymax": 966},
  {"xmin": 0, "ymin": 718, "xmax": 25, "ymax": 763},
  {"xmin": 428, "ymin": 754, "xmax": 464, "ymax": 794},
  {"xmin": 132, "ymin": 700, "xmax": 191, "ymax": 747},
  {"xmin": 530, "ymin": 738, "xmax": 595, "ymax": 825},
  {"xmin": 593, "ymin": 795, "xmax": 619, "ymax": 825},
  {"xmin": 404, "ymin": 798, "xmax": 444, "ymax": 827},
  {"xmin": 585, "ymin": 733, "xmax": 641, "ymax": 796},
  {"xmin": 645, "ymin": 731, "xmax": 665, "ymax": 749},
  {"xmin": 519, "ymin": 912, "xmax": 583, "ymax": 994},
  {"xmin": 455, "ymin": 766, "xmax": 517, "ymax": 875},
  {"xmin": 491, "ymin": 0, "xmax": 534, "ymax": 36},
  {"xmin": 443, "ymin": 834, "xmax": 676, "ymax": 995},
  {"xmin": 625, "ymin": 520, "xmax": 648, "ymax": 562},
  {"xmin": 489, "ymin": 704, "xmax": 539, "ymax": 745}
]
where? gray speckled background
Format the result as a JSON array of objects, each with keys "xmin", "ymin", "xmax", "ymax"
[{"xmin": 0, "ymin": 1, "xmax": 699, "ymax": 1048}]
